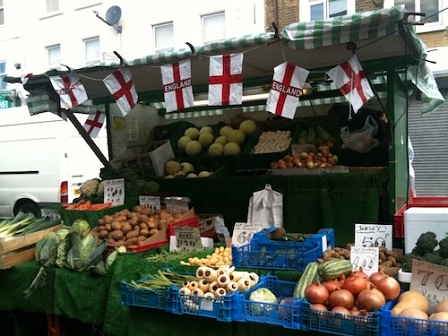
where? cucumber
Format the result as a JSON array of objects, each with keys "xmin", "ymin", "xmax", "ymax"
[
  {"xmin": 293, "ymin": 261, "xmax": 319, "ymax": 298},
  {"xmin": 317, "ymin": 259, "xmax": 353, "ymax": 281},
  {"xmin": 315, "ymin": 125, "xmax": 331, "ymax": 142}
]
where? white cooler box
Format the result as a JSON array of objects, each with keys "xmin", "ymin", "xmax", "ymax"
[{"xmin": 404, "ymin": 207, "xmax": 448, "ymax": 254}]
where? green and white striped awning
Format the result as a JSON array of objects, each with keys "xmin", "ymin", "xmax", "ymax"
[{"xmin": 280, "ymin": 5, "xmax": 405, "ymax": 50}]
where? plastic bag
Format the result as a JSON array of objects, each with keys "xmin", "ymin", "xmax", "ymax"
[
  {"xmin": 340, "ymin": 115, "xmax": 380, "ymax": 153},
  {"xmin": 247, "ymin": 184, "xmax": 283, "ymax": 229}
]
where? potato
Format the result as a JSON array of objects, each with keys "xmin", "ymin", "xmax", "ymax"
[
  {"xmin": 139, "ymin": 214, "xmax": 149, "ymax": 224},
  {"xmin": 137, "ymin": 235, "xmax": 147, "ymax": 242},
  {"xmin": 124, "ymin": 237, "xmax": 138, "ymax": 246},
  {"xmin": 98, "ymin": 230, "xmax": 109, "ymax": 239},
  {"xmin": 103, "ymin": 215, "xmax": 113, "ymax": 224},
  {"xmin": 149, "ymin": 228, "xmax": 159, "ymax": 236},
  {"xmin": 111, "ymin": 230, "xmax": 124, "ymax": 241},
  {"xmin": 111, "ymin": 221, "xmax": 123, "ymax": 231},
  {"xmin": 97, "ymin": 225, "xmax": 106, "ymax": 232},
  {"xmin": 98, "ymin": 219, "xmax": 104, "ymax": 226},
  {"xmin": 129, "ymin": 217, "xmax": 139, "ymax": 227},
  {"xmin": 140, "ymin": 229, "xmax": 150, "ymax": 237},
  {"xmin": 115, "ymin": 215, "xmax": 127, "ymax": 222},
  {"xmin": 140, "ymin": 223, "xmax": 148, "ymax": 230},
  {"xmin": 126, "ymin": 230, "xmax": 139, "ymax": 239},
  {"xmin": 104, "ymin": 224, "xmax": 112, "ymax": 231},
  {"xmin": 133, "ymin": 205, "xmax": 143, "ymax": 213},
  {"xmin": 122, "ymin": 223, "xmax": 132, "ymax": 234},
  {"xmin": 141, "ymin": 207, "xmax": 152, "ymax": 216}
]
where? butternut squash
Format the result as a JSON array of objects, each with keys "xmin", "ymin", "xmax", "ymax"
[
  {"xmin": 429, "ymin": 311, "xmax": 448, "ymax": 321},
  {"xmin": 436, "ymin": 298, "xmax": 448, "ymax": 313},
  {"xmin": 391, "ymin": 290, "xmax": 429, "ymax": 316},
  {"xmin": 398, "ymin": 308, "xmax": 428, "ymax": 319}
]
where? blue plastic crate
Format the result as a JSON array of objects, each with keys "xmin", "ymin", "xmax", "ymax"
[
  {"xmin": 171, "ymin": 286, "xmax": 234, "ymax": 322},
  {"xmin": 232, "ymin": 274, "xmax": 301, "ymax": 329},
  {"xmin": 301, "ymin": 300, "xmax": 381, "ymax": 336},
  {"xmin": 381, "ymin": 300, "xmax": 448, "ymax": 336},
  {"xmin": 232, "ymin": 228, "xmax": 335, "ymax": 271},
  {"xmin": 120, "ymin": 278, "xmax": 173, "ymax": 312}
]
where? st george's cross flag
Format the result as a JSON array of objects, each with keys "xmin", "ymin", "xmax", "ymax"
[
  {"xmin": 327, "ymin": 54, "xmax": 374, "ymax": 113},
  {"xmin": 161, "ymin": 59, "xmax": 194, "ymax": 113},
  {"xmin": 266, "ymin": 62, "xmax": 309, "ymax": 119},
  {"xmin": 208, "ymin": 53, "xmax": 243, "ymax": 106},
  {"xmin": 49, "ymin": 72, "xmax": 88, "ymax": 109},
  {"xmin": 83, "ymin": 111, "xmax": 105, "ymax": 138},
  {"xmin": 103, "ymin": 68, "xmax": 138, "ymax": 116}
]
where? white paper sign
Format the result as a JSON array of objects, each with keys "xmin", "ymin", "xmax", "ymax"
[
  {"xmin": 355, "ymin": 223, "xmax": 392, "ymax": 250},
  {"xmin": 174, "ymin": 226, "xmax": 203, "ymax": 251},
  {"xmin": 139, "ymin": 196, "xmax": 161, "ymax": 211},
  {"xmin": 350, "ymin": 246, "xmax": 379, "ymax": 276},
  {"xmin": 231, "ymin": 222, "xmax": 262, "ymax": 247},
  {"xmin": 411, "ymin": 259, "xmax": 448, "ymax": 314},
  {"xmin": 169, "ymin": 236, "xmax": 214, "ymax": 252},
  {"xmin": 103, "ymin": 178, "xmax": 125, "ymax": 206},
  {"xmin": 165, "ymin": 197, "xmax": 190, "ymax": 213}
]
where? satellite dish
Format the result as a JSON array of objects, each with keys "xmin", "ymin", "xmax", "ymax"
[{"xmin": 105, "ymin": 6, "xmax": 121, "ymax": 26}]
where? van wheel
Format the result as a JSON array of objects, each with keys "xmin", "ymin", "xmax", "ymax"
[{"xmin": 14, "ymin": 202, "xmax": 41, "ymax": 217}]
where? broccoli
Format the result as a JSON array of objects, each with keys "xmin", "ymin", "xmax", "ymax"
[
  {"xmin": 423, "ymin": 251, "xmax": 444, "ymax": 265},
  {"xmin": 411, "ymin": 231, "xmax": 439, "ymax": 257},
  {"xmin": 438, "ymin": 237, "xmax": 448, "ymax": 258},
  {"xmin": 402, "ymin": 253, "xmax": 425, "ymax": 273}
]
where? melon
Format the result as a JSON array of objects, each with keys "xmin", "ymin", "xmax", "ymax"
[
  {"xmin": 208, "ymin": 143, "xmax": 223, "ymax": 156},
  {"xmin": 239, "ymin": 119, "xmax": 257, "ymax": 135},
  {"xmin": 184, "ymin": 127, "xmax": 200, "ymax": 140},
  {"xmin": 200, "ymin": 126, "xmax": 214, "ymax": 134},
  {"xmin": 185, "ymin": 140, "xmax": 202, "ymax": 156},
  {"xmin": 223, "ymin": 142, "xmax": 241, "ymax": 155},
  {"xmin": 219, "ymin": 125, "xmax": 234, "ymax": 137},
  {"xmin": 177, "ymin": 136, "xmax": 192, "ymax": 150},
  {"xmin": 227, "ymin": 129, "xmax": 246, "ymax": 146},
  {"xmin": 214, "ymin": 135, "xmax": 228, "ymax": 146},
  {"xmin": 198, "ymin": 132, "xmax": 214, "ymax": 148}
]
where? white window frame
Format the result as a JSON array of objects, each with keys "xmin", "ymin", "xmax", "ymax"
[
  {"xmin": 0, "ymin": 61, "xmax": 6, "ymax": 90},
  {"xmin": 0, "ymin": 0, "xmax": 4, "ymax": 26},
  {"xmin": 84, "ymin": 37, "xmax": 101, "ymax": 66},
  {"xmin": 153, "ymin": 22, "xmax": 174, "ymax": 53},
  {"xmin": 384, "ymin": 0, "xmax": 445, "ymax": 33},
  {"xmin": 299, "ymin": 0, "xmax": 355, "ymax": 22},
  {"xmin": 47, "ymin": 44, "xmax": 61, "ymax": 70},
  {"xmin": 202, "ymin": 11, "xmax": 225, "ymax": 43},
  {"xmin": 46, "ymin": 0, "xmax": 59, "ymax": 13}
]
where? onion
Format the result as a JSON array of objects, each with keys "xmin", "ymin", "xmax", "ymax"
[
  {"xmin": 331, "ymin": 306, "xmax": 351, "ymax": 315},
  {"xmin": 349, "ymin": 306, "xmax": 362, "ymax": 316},
  {"xmin": 342, "ymin": 275, "xmax": 370, "ymax": 298},
  {"xmin": 369, "ymin": 271, "xmax": 387, "ymax": 287},
  {"xmin": 338, "ymin": 274, "xmax": 346, "ymax": 288},
  {"xmin": 328, "ymin": 288, "xmax": 354, "ymax": 309},
  {"xmin": 305, "ymin": 282, "xmax": 330, "ymax": 304},
  {"xmin": 376, "ymin": 276, "xmax": 401, "ymax": 301},
  {"xmin": 322, "ymin": 278, "xmax": 340, "ymax": 294},
  {"xmin": 356, "ymin": 286, "xmax": 386, "ymax": 312},
  {"xmin": 349, "ymin": 267, "xmax": 369, "ymax": 279},
  {"xmin": 311, "ymin": 303, "xmax": 328, "ymax": 311}
]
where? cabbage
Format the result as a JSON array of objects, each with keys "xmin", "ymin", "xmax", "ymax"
[
  {"xmin": 65, "ymin": 233, "xmax": 108, "ymax": 272},
  {"xmin": 70, "ymin": 219, "xmax": 91, "ymax": 236},
  {"xmin": 248, "ymin": 287, "xmax": 277, "ymax": 315}
]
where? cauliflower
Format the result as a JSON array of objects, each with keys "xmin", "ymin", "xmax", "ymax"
[
  {"xmin": 80, "ymin": 178, "xmax": 101, "ymax": 197},
  {"xmin": 165, "ymin": 160, "xmax": 181, "ymax": 175},
  {"xmin": 97, "ymin": 181, "xmax": 105, "ymax": 195}
]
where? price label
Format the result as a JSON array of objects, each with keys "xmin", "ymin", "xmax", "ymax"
[
  {"xmin": 104, "ymin": 178, "xmax": 125, "ymax": 206},
  {"xmin": 165, "ymin": 198, "xmax": 189, "ymax": 213},
  {"xmin": 139, "ymin": 196, "xmax": 161, "ymax": 211},
  {"xmin": 411, "ymin": 259, "xmax": 448, "ymax": 314},
  {"xmin": 350, "ymin": 247, "xmax": 379, "ymax": 276},
  {"xmin": 355, "ymin": 223, "xmax": 392, "ymax": 250},
  {"xmin": 174, "ymin": 226, "xmax": 203, "ymax": 251},
  {"xmin": 40, "ymin": 208, "xmax": 61, "ymax": 220},
  {"xmin": 231, "ymin": 222, "xmax": 262, "ymax": 247}
]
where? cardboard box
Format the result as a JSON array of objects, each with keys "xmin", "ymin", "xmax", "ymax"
[
  {"xmin": 404, "ymin": 207, "xmax": 448, "ymax": 254},
  {"xmin": 0, "ymin": 224, "xmax": 63, "ymax": 270}
]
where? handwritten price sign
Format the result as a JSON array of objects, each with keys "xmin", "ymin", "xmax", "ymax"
[
  {"xmin": 350, "ymin": 247, "xmax": 379, "ymax": 276},
  {"xmin": 231, "ymin": 222, "xmax": 262, "ymax": 247},
  {"xmin": 174, "ymin": 226, "xmax": 203, "ymax": 251},
  {"xmin": 139, "ymin": 196, "xmax": 161, "ymax": 211},
  {"xmin": 355, "ymin": 223, "xmax": 392, "ymax": 250},
  {"xmin": 104, "ymin": 178, "xmax": 125, "ymax": 206},
  {"xmin": 411, "ymin": 259, "xmax": 448, "ymax": 313}
]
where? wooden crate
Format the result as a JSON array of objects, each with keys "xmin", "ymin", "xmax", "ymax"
[{"xmin": 0, "ymin": 224, "xmax": 62, "ymax": 270}]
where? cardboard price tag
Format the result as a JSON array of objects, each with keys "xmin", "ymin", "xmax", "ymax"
[
  {"xmin": 104, "ymin": 178, "xmax": 125, "ymax": 206},
  {"xmin": 139, "ymin": 196, "xmax": 161, "ymax": 211},
  {"xmin": 165, "ymin": 197, "xmax": 190, "ymax": 213},
  {"xmin": 355, "ymin": 223, "xmax": 392, "ymax": 250},
  {"xmin": 231, "ymin": 222, "xmax": 262, "ymax": 247},
  {"xmin": 350, "ymin": 247, "xmax": 379, "ymax": 276},
  {"xmin": 174, "ymin": 226, "xmax": 203, "ymax": 251},
  {"xmin": 411, "ymin": 259, "xmax": 448, "ymax": 314}
]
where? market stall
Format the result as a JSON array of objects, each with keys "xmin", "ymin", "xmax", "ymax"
[{"xmin": 2, "ymin": 4, "xmax": 446, "ymax": 336}]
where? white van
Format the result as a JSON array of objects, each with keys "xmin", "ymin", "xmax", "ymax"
[{"xmin": 0, "ymin": 106, "xmax": 108, "ymax": 218}]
